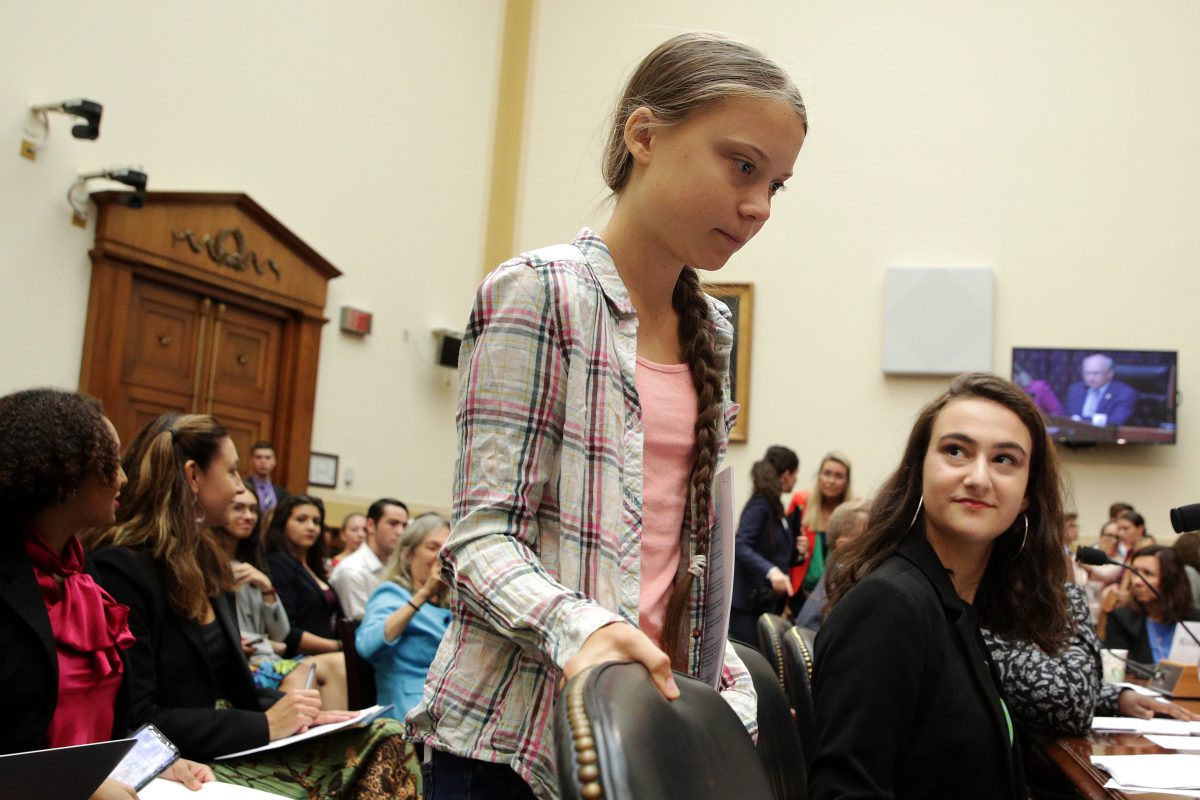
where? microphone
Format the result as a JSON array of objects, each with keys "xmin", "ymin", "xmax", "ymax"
[
  {"xmin": 1075, "ymin": 547, "xmax": 1200, "ymax": 654},
  {"xmin": 1170, "ymin": 503, "xmax": 1200, "ymax": 534}
]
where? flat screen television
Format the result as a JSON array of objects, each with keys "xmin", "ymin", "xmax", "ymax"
[{"xmin": 1012, "ymin": 347, "xmax": 1177, "ymax": 445}]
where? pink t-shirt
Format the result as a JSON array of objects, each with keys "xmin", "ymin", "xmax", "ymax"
[{"xmin": 635, "ymin": 356, "xmax": 698, "ymax": 647}]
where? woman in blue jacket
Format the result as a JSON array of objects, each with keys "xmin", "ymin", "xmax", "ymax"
[
  {"xmin": 357, "ymin": 513, "xmax": 451, "ymax": 718},
  {"xmin": 729, "ymin": 445, "xmax": 798, "ymax": 645}
]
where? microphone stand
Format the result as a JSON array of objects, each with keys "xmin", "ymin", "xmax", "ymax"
[{"xmin": 1076, "ymin": 547, "xmax": 1200, "ymax": 655}]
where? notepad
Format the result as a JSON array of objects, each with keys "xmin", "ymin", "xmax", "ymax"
[{"xmin": 215, "ymin": 704, "xmax": 393, "ymax": 760}]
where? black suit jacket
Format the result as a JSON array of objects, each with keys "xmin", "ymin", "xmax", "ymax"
[
  {"xmin": 0, "ymin": 526, "xmax": 129, "ymax": 754},
  {"xmin": 809, "ymin": 534, "xmax": 1024, "ymax": 800},
  {"xmin": 731, "ymin": 494, "xmax": 793, "ymax": 612},
  {"xmin": 1105, "ymin": 606, "xmax": 1200, "ymax": 665},
  {"xmin": 92, "ymin": 546, "xmax": 280, "ymax": 761},
  {"xmin": 267, "ymin": 551, "xmax": 338, "ymax": 640}
]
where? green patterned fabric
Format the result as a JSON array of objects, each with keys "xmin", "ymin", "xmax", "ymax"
[{"xmin": 210, "ymin": 718, "xmax": 419, "ymax": 800}]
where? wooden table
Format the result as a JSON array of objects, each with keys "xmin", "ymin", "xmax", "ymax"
[{"xmin": 1037, "ymin": 695, "xmax": 1200, "ymax": 799}]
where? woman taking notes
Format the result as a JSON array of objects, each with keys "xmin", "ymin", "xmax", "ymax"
[{"xmin": 810, "ymin": 374, "xmax": 1071, "ymax": 800}]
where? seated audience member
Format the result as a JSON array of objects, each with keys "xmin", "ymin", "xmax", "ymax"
[
  {"xmin": 330, "ymin": 498, "xmax": 409, "ymax": 620},
  {"xmin": 266, "ymin": 495, "xmax": 343, "ymax": 646},
  {"xmin": 810, "ymin": 374, "xmax": 1069, "ymax": 800},
  {"xmin": 246, "ymin": 441, "xmax": 288, "ymax": 518},
  {"xmin": 87, "ymin": 413, "xmax": 418, "ymax": 799},
  {"xmin": 1104, "ymin": 545, "xmax": 1200, "ymax": 665},
  {"xmin": 1065, "ymin": 354, "xmax": 1138, "ymax": 426},
  {"xmin": 985, "ymin": 581, "xmax": 1196, "ymax": 739},
  {"xmin": 1014, "ymin": 364, "xmax": 1064, "ymax": 417},
  {"xmin": 356, "ymin": 513, "xmax": 452, "ymax": 718},
  {"xmin": 1175, "ymin": 532, "xmax": 1200, "ymax": 608},
  {"xmin": 796, "ymin": 498, "xmax": 869, "ymax": 632},
  {"xmin": 331, "ymin": 512, "xmax": 368, "ymax": 567},
  {"xmin": 786, "ymin": 451, "xmax": 855, "ymax": 605},
  {"xmin": 1099, "ymin": 511, "xmax": 1158, "ymax": 620},
  {"xmin": 1083, "ymin": 519, "xmax": 1124, "ymax": 587},
  {"xmin": 729, "ymin": 446, "xmax": 798, "ymax": 645},
  {"xmin": 213, "ymin": 493, "xmax": 347, "ymax": 709},
  {"xmin": 0, "ymin": 390, "xmax": 212, "ymax": 799}
]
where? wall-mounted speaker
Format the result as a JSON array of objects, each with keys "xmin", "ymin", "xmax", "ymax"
[{"xmin": 435, "ymin": 330, "xmax": 462, "ymax": 368}]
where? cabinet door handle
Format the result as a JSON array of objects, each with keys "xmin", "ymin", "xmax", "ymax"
[
  {"xmin": 191, "ymin": 299, "xmax": 213, "ymax": 413},
  {"xmin": 236, "ymin": 354, "xmax": 249, "ymax": 366},
  {"xmin": 206, "ymin": 303, "xmax": 227, "ymax": 414},
  {"xmin": 158, "ymin": 335, "xmax": 172, "ymax": 346}
]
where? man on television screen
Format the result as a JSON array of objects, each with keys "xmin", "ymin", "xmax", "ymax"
[{"xmin": 1066, "ymin": 354, "xmax": 1138, "ymax": 426}]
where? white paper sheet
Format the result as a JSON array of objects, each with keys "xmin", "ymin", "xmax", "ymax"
[
  {"xmin": 140, "ymin": 779, "xmax": 291, "ymax": 799},
  {"xmin": 1102, "ymin": 780, "xmax": 1200, "ymax": 798},
  {"xmin": 697, "ymin": 466, "xmax": 735, "ymax": 689},
  {"xmin": 215, "ymin": 704, "xmax": 392, "ymax": 760},
  {"xmin": 1145, "ymin": 735, "xmax": 1200, "ymax": 753},
  {"xmin": 1092, "ymin": 754, "xmax": 1200, "ymax": 790},
  {"xmin": 1091, "ymin": 716, "xmax": 1200, "ymax": 736}
]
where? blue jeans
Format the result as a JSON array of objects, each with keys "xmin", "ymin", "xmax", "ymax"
[{"xmin": 422, "ymin": 749, "xmax": 537, "ymax": 800}]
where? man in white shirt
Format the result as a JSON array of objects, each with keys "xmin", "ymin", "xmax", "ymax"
[{"xmin": 330, "ymin": 496, "xmax": 409, "ymax": 619}]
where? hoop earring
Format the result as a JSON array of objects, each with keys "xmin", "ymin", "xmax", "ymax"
[
  {"xmin": 908, "ymin": 496, "xmax": 924, "ymax": 530},
  {"xmin": 1011, "ymin": 513, "xmax": 1029, "ymax": 560}
]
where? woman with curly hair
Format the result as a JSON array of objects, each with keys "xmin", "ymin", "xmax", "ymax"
[
  {"xmin": 86, "ymin": 413, "xmax": 419, "ymax": 799},
  {"xmin": 810, "ymin": 374, "xmax": 1072, "ymax": 800},
  {"xmin": 0, "ymin": 389, "xmax": 211, "ymax": 799}
]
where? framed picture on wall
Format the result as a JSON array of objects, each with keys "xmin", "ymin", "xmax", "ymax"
[
  {"xmin": 702, "ymin": 282, "xmax": 753, "ymax": 443},
  {"xmin": 308, "ymin": 451, "xmax": 339, "ymax": 488}
]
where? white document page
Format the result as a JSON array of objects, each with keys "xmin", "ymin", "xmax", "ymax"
[
  {"xmin": 1091, "ymin": 754, "xmax": 1200, "ymax": 790},
  {"xmin": 141, "ymin": 779, "xmax": 290, "ymax": 799},
  {"xmin": 1168, "ymin": 622, "xmax": 1200, "ymax": 665},
  {"xmin": 1146, "ymin": 735, "xmax": 1200, "ymax": 753},
  {"xmin": 696, "ymin": 466, "xmax": 735, "ymax": 689},
  {"xmin": 1091, "ymin": 716, "xmax": 1200, "ymax": 736},
  {"xmin": 215, "ymin": 704, "xmax": 392, "ymax": 760}
]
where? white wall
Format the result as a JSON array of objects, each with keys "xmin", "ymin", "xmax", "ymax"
[
  {"xmin": 516, "ymin": 0, "xmax": 1200, "ymax": 539},
  {"xmin": 0, "ymin": 1, "xmax": 503, "ymax": 512}
]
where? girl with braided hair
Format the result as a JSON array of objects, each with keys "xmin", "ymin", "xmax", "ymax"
[{"xmin": 407, "ymin": 30, "xmax": 807, "ymax": 800}]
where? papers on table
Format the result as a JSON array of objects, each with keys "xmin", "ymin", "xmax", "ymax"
[
  {"xmin": 1092, "ymin": 754, "xmax": 1200, "ymax": 793},
  {"xmin": 1146, "ymin": 735, "xmax": 1200, "ymax": 753},
  {"xmin": 215, "ymin": 704, "xmax": 393, "ymax": 760},
  {"xmin": 141, "ymin": 779, "xmax": 293, "ymax": 799},
  {"xmin": 1091, "ymin": 716, "xmax": 1200, "ymax": 736},
  {"xmin": 141, "ymin": 779, "xmax": 292, "ymax": 799}
]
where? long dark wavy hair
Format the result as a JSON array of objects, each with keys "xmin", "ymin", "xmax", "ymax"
[
  {"xmin": 265, "ymin": 493, "xmax": 329, "ymax": 581},
  {"xmin": 825, "ymin": 373, "xmax": 1071, "ymax": 653},
  {"xmin": 1130, "ymin": 545, "xmax": 1193, "ymax": 622}
]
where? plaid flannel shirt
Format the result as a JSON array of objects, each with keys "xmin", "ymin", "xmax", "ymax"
[{"xmin": 405, "ymin": 230, "xmax": 756, "ymax": 800}]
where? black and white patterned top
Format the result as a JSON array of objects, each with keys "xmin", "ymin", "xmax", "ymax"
[{"xmin": 982, "ymin": 583, "xmax": 1121, "ymax": 737}]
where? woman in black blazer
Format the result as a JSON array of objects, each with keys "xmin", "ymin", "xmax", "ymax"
[
  {"xmin": 0, "ymin": 389, "xmax": 211, "ymax": 799},
  {"xmin": 1105, "ymin": 545, "xmax": 1200, "ymax": 664},
  {"xmin": 86, "ymin": 413, "xmax": 419, "ymax": 799},
  {"xmin": 264, "ymin": 494, "xmax": 343, "ymax": 646},
  {"xmin": 810, "ymin": 374, "xmax": 1073, "ymax": 800},
  {"xmin": 729, "ymin": 445, "xmax": 798, "ymax": 645}
]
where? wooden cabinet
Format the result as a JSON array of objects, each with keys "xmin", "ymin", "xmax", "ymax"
[{"xmin": 80, "ymin": 192, "xmax": 340, "ymax": 492}]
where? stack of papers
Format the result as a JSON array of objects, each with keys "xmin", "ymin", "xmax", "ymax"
[
  {"xmin": 1091, "ymin": 717, "xmax": 1200, "ymax": 736},
  {"xmin": 1092, "ymin": 754, "xmax": 1200, "ymax": 796}
]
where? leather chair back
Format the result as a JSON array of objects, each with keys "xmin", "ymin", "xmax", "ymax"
[
  {"xmin": 781, "ymin": 625, "xmax": 816, "ymax": 763},
  {"xmin": 555, "ymin": 661, "xmax": 772, "ymax": 800},
  {"xmin": 335, "ymin": 617, "xmax": 377, "ymax": 710},
  {"xmin": 732, "ymin": 641, "xmax": 808, "ymax": 800}
]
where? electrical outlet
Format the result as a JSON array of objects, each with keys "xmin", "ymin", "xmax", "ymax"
[{"xmin": 19, "ymin": 139, "xmax": 36, "ymax": 160}]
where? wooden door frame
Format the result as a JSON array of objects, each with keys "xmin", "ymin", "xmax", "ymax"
[{"xmin": 79, "ymin": 192, "xmax": 341, "ymax": 493}]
